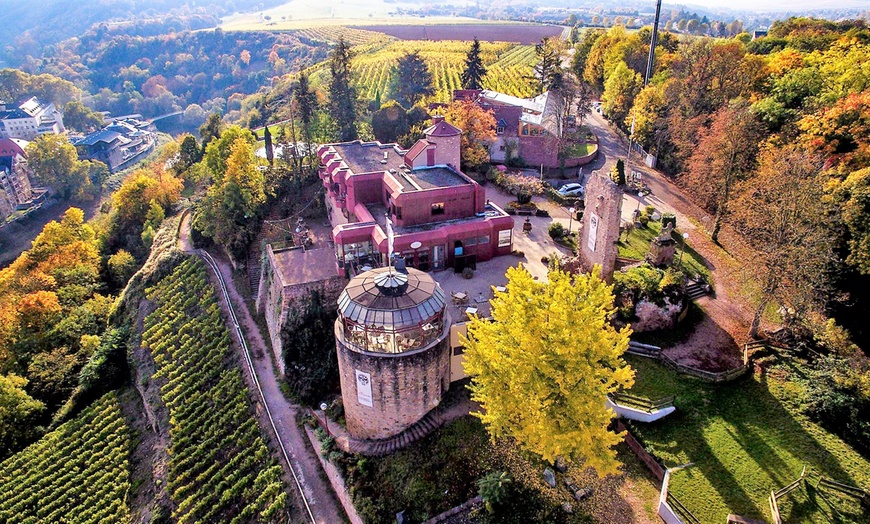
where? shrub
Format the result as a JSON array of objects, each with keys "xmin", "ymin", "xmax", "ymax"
[
  {"xmin": 610, "ymin": 159, "xmax": 625, "ymax": 185},
  {"xmin": 803, "ymin": 355, "xmax": 870, "ymax": 454},
  {"xmin": 478, "ymin": 471, "xmax": 511, "ymax": 513},
  {"xmin": 661, "ymin": 213, "xmax": 677, "ymax": 230},
  {"xmin": 548, "ymin": 222, "xmax": 565, "ymax": 239},
  {"xmin": 462, "ymin": 267, "xmax": 475, "ymax": 279}
]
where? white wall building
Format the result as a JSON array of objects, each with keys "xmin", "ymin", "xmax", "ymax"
[{"xmin": 0, "ymin": 97, "xmax": 66, "ymax": 141}]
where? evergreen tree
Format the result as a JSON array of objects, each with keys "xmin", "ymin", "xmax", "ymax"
[
  {"xmin": 394, "ymin": 52, "xmax": 434, "ymax": 107},
  {"xmin": 295, "ymin": 72, "xmax": 317, "ymax": 163},
  {"xmin": 328, "ymin": 37, "xmax": 358, "ymax": 142},
  {"xmin": 263, "ymin": 125, "xmax": 274, "ymax": 166},
  {"xmin": 461, "ymin": 38, "xmax": 487, "ymax": 90}
]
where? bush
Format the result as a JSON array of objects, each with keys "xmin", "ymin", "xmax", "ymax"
[
  {"xmin": 548, "ymin": 222, "xmax": 565, "ymax": 239},
  {"xmin": 803, "ymin": 355, "xmax": 870, "ymax": 454},
  {"xmin": 661, "ymin": 213, "xmax": 677, "ymax": 230},
  {"xmin": 462, "ymin": 267, "xmax": 475, "ymax": 279},
  {"xmin": 610, "ymin": 159, "xmax": 626, "ymax": 185}
]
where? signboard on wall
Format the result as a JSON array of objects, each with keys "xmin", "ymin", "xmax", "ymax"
[
  {"xmin": 355, "ymin": 370, "xmax": 373, "ymax": 407},
  {"xmin": 498, "ymin": 229, "xmax": 512, "ymax": 248},
  {"xmin": 587, "ymin": 213, "xmax": 599, "ymax": 252}
]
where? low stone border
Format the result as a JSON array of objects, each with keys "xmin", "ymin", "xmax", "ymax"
[
  {"xmin": 302, "ymin": 425, "xmax": 364, "ymax": 524},
  {"xmin": 422, "ymin": 495, "xmax": 483, "ymax": 524}
]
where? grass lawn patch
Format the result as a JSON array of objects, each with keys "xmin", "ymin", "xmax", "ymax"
[
  {"xmin": 625, "ymin": 355, "xmax": 870, "ymax": 523},
  {"xmin": 617, "ymin": 220, "xmax": 710, "ymax": 280},
  {"xmin": 567, "ymin": 142, "xmax": 598, "ymax": 157},
  {"xmin": 336, "ymin": 414, "xmax": 661, "ymax": 523}
]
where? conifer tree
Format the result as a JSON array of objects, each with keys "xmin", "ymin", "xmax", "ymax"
[
  {"xmin": 394, "ymin": 52, "xmax": 434, "ymax": 107},
  {"xmin": 295, "ymin": 72, "xmax": 318, "ymax": 164},
  {"xmin": 461, "ymin": 38, "xmax": 487, "ymax": 90},
  {"xmin": 328, "ymin": 37, "xmax": 358, "ymax": 142}
]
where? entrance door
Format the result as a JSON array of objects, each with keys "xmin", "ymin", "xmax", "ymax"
[{"xmin": 432, "ymin": 244, "xmax": 445, "ymax": 270}]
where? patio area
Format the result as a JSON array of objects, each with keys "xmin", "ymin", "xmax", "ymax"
[{"xmin": 432, "ymin": 184, "xmax": 574, "ymax": 320}]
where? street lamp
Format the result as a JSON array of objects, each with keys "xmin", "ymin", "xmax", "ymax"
[
  {"xmin": 568, "ymin": 207, "xmax": 575, "ymax": 235},
  {"xmin": 319, "ymin": 402, "xmax": 330, "ymax": 436},
  {"xmin": 678, "ymin": 232, "xmax": 689, "ymax": 269}
]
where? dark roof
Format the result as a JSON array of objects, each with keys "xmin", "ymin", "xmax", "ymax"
[
  {"xmin": 73, "ymin": 129, "xmax": 123, "ymax": 147},
  {"xmin": 0, "ymin": 108, "xmax": 30, "ymax": 120},
  {"xmin": 337, "ymin": 267, "xmax": 446, "ymax": 329},
  {"xmin": 423, "ymin": 120, "xmax": 461, "ymax": 137},
  {"xmin": 331, "ymin": 141, "xmax": 406, "ymax": 175}
]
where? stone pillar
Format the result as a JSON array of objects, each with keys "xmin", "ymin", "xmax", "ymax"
[{"xmin": 578, "ymin": 171, "xmax": 623, "ymax": 282}]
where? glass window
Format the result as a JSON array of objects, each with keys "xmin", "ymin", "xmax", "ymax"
[
  {"xmin": 498, "ymin": 229, "xmax": 512, "ymax": 247},
  {"xmin": 431, "ymin": 202, "xmax": 445, "ymax": 215},
  {"xmin": 478, "ymin": 235, "xmax": 490, "ymax": 245}
]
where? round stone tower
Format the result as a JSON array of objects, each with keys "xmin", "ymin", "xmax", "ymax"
[{"xmin": 335, "ymin": 266, "xmax": 452, "ymax": 440}]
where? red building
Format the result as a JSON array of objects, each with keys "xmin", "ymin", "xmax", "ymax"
[{"xmin": 318, "ymin": 119, "xmax": 515, "ymax": 274}]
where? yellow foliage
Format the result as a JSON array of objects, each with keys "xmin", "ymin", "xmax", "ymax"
[{"xmin": 461, "ymin": 264, "xmax": 633, "ymax": 476}]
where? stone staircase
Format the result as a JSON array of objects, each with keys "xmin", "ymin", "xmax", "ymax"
[
  {"xmin": 347, "ymin": 407, "xmax": 444, "ymax": 456},
  {"xmin": 247, "ymin": 258, "xmax": 261, "ymax": 295},
  {"xmin": 685, "ymin": 280, "xmax": 710, "ymax": 300}
]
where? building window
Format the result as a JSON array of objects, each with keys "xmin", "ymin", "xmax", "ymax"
[
  {"xmin": 431, "ymin": 202, "xmax": 445, "ymax": 215},
  {"xmin": 499, "ymin": 145, "xmax": 506, "ymax": 152},
  {"xmin": 395, "ymin": 206, "xmax": 402, "ymax": 219},
  {"xmin": 496, "ymin": 126, "xmax": 505, "ymax": 135},
  {"xmin": 498, "ymin": 229, "xmax": 512, "ymax": 247},
  {"xmin": 478, "ymin": 235, "xmax": 490, "ymax": 245}
]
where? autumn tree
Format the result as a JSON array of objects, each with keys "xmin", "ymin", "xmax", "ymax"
[
  {"xmin": 601, "ymin": 61, "xmax": 642, "ymax": 125},
  {"xmin": 62, "ymin": 100, "xmax": 103, "ymax": 132},
  {"xmin": 393, "ymin": 52, "xmax": 434, "ymax": 107},
  {"xmin": 199, "ymin": 112, "xmax": 224, "ymax": 149},
  {"xmin": 731, "ymin": 145, "xmax": 832, "ymax": 338},
  {"xmin": 26, "ymin": 134, "xmax": 106, "ymax": 200},
  {"xmin": 683, "ymin": 101, "xmax": 762, "ymax": 242},
  {"xmin": 328, "ymin": 36, "xmax": 358, "ymax": 142},
  {"xmin": 443, "ymin": 100, "xmax": 497, "ymax": 171},
  {"xmin": 462, "ymin": 265, "xmax": 634, "ymax": 476},
  {"xmin": 0, "ymin": 373, "xmax": 45, "ymax": 458},
  {"xmin": 199, "ymin": 137, "xmax": 266, "ymax": 261},
  {"xmin": 107, "ymin": 250, "xmax": 137, "ymax": 288},
  {"xmin": 461, "ymin": 38, "xmax": 487, "ymax": 90}
]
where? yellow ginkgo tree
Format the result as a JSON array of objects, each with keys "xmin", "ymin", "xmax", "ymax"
[{"xmin": 461, "ymin": 264, "xmax": 634, "ymax": 476}]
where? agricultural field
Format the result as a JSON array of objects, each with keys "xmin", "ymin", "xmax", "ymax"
[
  {"xmin": 357, "ymin": 23, "xmax": 564, "ymax": 44},
  {"xmin": 308, "ymin": 39, "xmax": 540, "ymax": 103},
  {"xmin": 142, "ymin": 258, "xmax": 287, "ymax": 523},
  {"xmin": 0, "ymin": 393, "xmax": 132, "ymax": 524},
  {"xmin": 293, "ymin": 26, "xmax": 392, "ymax": 46}
]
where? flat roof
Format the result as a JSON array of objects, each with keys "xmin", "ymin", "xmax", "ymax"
[
  {"xmin": 399, "ymin": 166, "xmax": 468, "ymax": 191},
  {"xmin": 271, "ymin": 246, "xmax": 338, "ymax": 287},
  {"xmin": 331, "ymin": 142, "xmax": 405, "ymax": 175}
]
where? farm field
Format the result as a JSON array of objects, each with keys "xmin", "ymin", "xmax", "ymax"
[
  {"xmin": 307, "ymin": 39, "xmax": 540, "ymax": 103},
  {"xmin": 0, "ymin": 392, "xmax": 132, "ymax": 524},
  {"xmin": 142, "ymin": 258, "xmax": 288, "ymax": 523},
  {"xmin": 356, "ymin": 23, "xmax": 564, "ymax": 44},
  {"xmin": 626, "ymin": 355, "xmax": 870, "ymax": 524}
]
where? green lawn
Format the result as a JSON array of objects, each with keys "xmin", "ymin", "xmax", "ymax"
[
  {"xmin": 626, "ymin": 355, "xmax": 870, "ymax": 523},
  {"xmin": 618, "ymin": 220, "xmax": 710, "ymax": 280},
  {"xmin": 567, "ymin": 142, "xmax": 598, "ymax": 157}
]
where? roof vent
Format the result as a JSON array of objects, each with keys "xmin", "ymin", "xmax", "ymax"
[
  {"xmin": 380, "ymin": 151, "xmax": 389, "ymax": 164},
  {"xmin": 389, "ymin": 168, "xmax": 397, "ymax": 174}
]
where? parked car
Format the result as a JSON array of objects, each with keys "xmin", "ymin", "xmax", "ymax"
[{"xmin": 558, "ymin": 183, "xmax": 585, "ymax": 197}]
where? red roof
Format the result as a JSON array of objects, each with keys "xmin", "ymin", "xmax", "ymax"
[
  {"xmin": 423, "ymin": 120, "xmax": 461, "ymax": 137},
  {"xmin": 0, "ymin": 138, "xmax": 28, "ymax": 158},
  {"xmin": 404, "ymin": 139, "xmax": 430, "ymax": 165}
]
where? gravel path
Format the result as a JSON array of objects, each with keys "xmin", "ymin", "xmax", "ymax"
[{"xmin": 179, "ymin": 214, "xmax": 347, "ymax": 524}]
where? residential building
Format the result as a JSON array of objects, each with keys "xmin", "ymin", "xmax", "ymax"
[
  {"xmin": 73, "ymin": 118, "xmax": 156, "ymax": 172},
  {"xmin": 0, "ymin": 138, "xmax": 44, "ymax": 221},
  {"xmin": 454, "ymin": 89, "xmax": 578, "ymax": 169},
  {"xmin": 0, "ymin": 97, "xmax": 65, "ymax": 140},
  {"xmin": 318, "ymin": 118, "xmax": 515, "ymax": 275}
]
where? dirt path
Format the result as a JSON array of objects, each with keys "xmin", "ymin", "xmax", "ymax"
[
  {"xmin": 585, "ymin": 111, "xmax": 760, "ymax": 370},
  {"xmin": 178, "ymin": 214, "xmax": 347, "ymax": 524}
]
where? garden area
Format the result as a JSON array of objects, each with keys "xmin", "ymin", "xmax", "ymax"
[
  {"xmin": 318, "ymin": 413, "xmax": 661, "ymax": 523},
  {"xmin": 625, "ymin": 354, "xmax": 870, "ymax": 524},
  {"xmin": 617, "ymin": 211, "xmax": 710, "ymax": 281}
]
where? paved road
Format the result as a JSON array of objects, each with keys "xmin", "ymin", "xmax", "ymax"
[{"xmin": 178, "ymin": 214, "xmax": 347, "ymax": 524}]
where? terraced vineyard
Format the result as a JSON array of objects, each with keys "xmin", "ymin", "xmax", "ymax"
[
  {"xmin": 308, "ymin": 39, "xmax": 539, "ymax": 102},
  {"xmin": 0, "ymin": 393, "xmax": 132, "ymax": 524},
  {"xmin": 293, "ymin": 26, "xmax": 392, "ymax": 46},
  {"xmin": 143, "ymin": 258, "xmax": 287, "ymax": 524}
]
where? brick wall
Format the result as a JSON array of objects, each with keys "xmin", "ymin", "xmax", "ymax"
[
  {"xmin": 578, "ymin": 171, "xmax": 623, "ymax": 282},
  {"xmin": 336, "ymin": 321, "xmax": 452, "ymax": 440}
]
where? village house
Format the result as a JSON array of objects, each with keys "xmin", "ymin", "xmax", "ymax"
[
  {"xmin": 0, "ymin": 138, "xmax": 42, "ymax": 220},
  {"xmin": 72, "ymin": 118, "xmax": 156, "ymax": 172}
]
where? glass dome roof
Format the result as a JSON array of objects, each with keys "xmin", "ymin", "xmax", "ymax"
[{"xmin": 337, "ymin": 267, "xmax": 447, "ymax": 330}]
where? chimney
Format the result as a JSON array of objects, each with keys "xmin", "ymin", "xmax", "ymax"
[{"xmin": 431, "ymin": 115, "xmax": 445, "ymax": 125}]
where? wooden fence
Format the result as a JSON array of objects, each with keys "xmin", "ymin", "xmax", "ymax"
[
  {"xmin": 610, "ymin": 392, "xmax": 675, "ymax": 413},
  {"xmin": 627, "ymin": 339, "xmax": 750, "ymax": 383},
  {"xmin": 616, "ymin": 420, "xmax": 665, "ymax": 483}
]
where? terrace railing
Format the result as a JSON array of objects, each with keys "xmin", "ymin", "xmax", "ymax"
[{"xmin": 609, "ymin": 392, "xmax": 675, "ymax": 413}]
